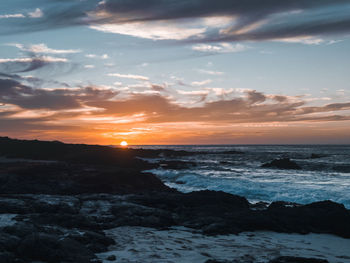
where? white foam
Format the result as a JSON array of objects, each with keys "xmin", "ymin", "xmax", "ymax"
[{"xmin": 149, "ymin": 166, "xmax": 350, "ymax": 208}]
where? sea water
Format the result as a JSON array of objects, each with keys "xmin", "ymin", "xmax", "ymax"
[{"xmin": 130, "ymin": 145, "xmax": 350, "ymax": 208}]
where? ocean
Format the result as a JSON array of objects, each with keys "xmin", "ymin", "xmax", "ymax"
[{"xmin": 131, "ymin": 145, "xmax": 350, "ymax": 208}]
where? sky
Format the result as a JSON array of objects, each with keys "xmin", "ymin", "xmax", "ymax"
[{"xmin": 0, "ymin": 0, "xmax": 349, "ymax": 145}]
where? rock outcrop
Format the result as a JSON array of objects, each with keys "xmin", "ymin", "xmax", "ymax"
[{"xmin": 262, "ymin": 158, "xmax": 301, "ymax": 170}]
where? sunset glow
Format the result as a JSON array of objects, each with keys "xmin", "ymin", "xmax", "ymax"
[
  {"xmin": 0, "ymin": 1, "xmax": 349, "ymax": 144},
  {"xmin": 120, "ymin": 141, "xmax": 128, "ymax": 147}
]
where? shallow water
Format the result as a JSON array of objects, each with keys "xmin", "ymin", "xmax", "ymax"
[{"xmin": 131, "ymin": 145, "xmax": 350, "ymax": 207}]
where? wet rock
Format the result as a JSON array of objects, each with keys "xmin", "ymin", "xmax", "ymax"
[
  {"xmin": 0, "ymin": 231, "xmax": 20, "ymax": 251},
  {"xmin": 159, "ymin": 160, "xmax": 196, "ymax": 170},
  {"xmin": 0, "ymin": 198, "xmax": 32, "ymax": 214},
  {"xmin": 175, "ymin": 180, "xmax": 186, "ymax": 184},
  {"xmin": 250, "ymin": 201, "xmax": 270, "ymax": 210},
  {"xmin": 3, "ymin": 222, "xmax": 39, "ymax": 238},
  {"xmin": 265, "ymin": 200, "xmax": 350, "ymax": 238},
  {"xmin": 333, "ymin": 164, "xmax": 350, "ymax": 173},
  {"xmin": 268, "ymin": 201, "xmax": 301, "ymax": 210},
  {"xmin": 182, "ymin": 190, "xmax": 250, "ymax": 210},
  {"xmin": 0, "ymin": 252, "xmax": 16, "ymax": 263},
  {"xmin": 17, "ymin": 233, "xmax": 95, "ymax": 263},
  {"xmin": 28, "ymin": 212, "xmax": 100, "ymax": 230},
  {"xmin": 110, "ymin": 202, "xmax": 174, "ymax": 228},
  {"xmin": 205, "ymin": 260, "xmax": 228, "ymax": 263},
  {"xmin": 310, "ymin": 153, "xmax": 324, "ymax": 159},
  {"xmin": 262, "ymin": 158, "xmax": 301, "ymax": 170},
  {"xmin": 106, "ymin": 255, "xmax": 117, "ymax": 261},
  {"xmin": 269, "ymin": 256, "xmax": 329, "ymax": 263},
  {"xmin": 67, "ymin": 230, "xmax": 115, "ymax": 253}
]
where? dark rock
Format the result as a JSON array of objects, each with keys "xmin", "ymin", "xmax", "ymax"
[
  {"xmin": 0, "ymin": 232, "xmax": 20, "ymax": 251},
  {"xmin": 67, "ymin": 230, "xmax": 115, "ymax": 253},
  {"xmin": 3, "ymin": 223, "xmax": 39, "ymax": 238},
  {"xmin": 159, "ymin": 160, "xmax": 196, "ymax": 170},
  {"xmin": 0, "ymin": 252, "xmax": 16, "ymax": 263},
  {"xmin": 182, "ymin": 190, "xmax": 250, "ymax": 210},
  {"xmin": 0, "ymin": 198, "xmax": 32, "ymax": 214},
  {"xmin": 268, "ymin": 201, "xmax": 301, "ymax": 210},
  {"xmin": 17, "ymin": 233, "xmax": 95, "ymax": 263},
  {"xmin": 31, "ymin": 200, "xmax": 79, "ymax": 214},
  {"xmin": 269, "ymin": 256, "xmax": 329, "ymax": 263},
  {"xmin": 250, "ymin": 201, "xmax": 270, "ymax": 210},
  {"xmin": 333, "ymin": 164, "xmax": 350, "ymax": 173},
  {"xmin": 175, "ymin": 180, "xmax": 186, "ymax": 184},
  {"xmin": 28, "ymin": 213, "xmax": 100, "ymax": 230},
  {"xmin": 110, "ymin": 202, "xmax": 175, "ymax": 228},
  {"xmin": 265, "ymin": 200, "xmax": 350, "ymax": 238},
  {"xmin": 310, "ymin": 153, "xmax": 324, "ymax": 159},
  {"xmin": 106, "ymin": 255, "xmax": 117, "ymax": 261},
  {"xmin": 262, "ymin": 158, "xmax": 301, "ymax": 170}
]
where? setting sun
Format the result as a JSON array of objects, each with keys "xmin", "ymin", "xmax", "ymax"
[{"xmin": 120, "ymin": 141, "xmax": 128, "ymax": 147}]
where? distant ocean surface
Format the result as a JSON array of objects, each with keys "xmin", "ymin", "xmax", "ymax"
[{"xmin": 130, "ymin": 145, "xmax": 350, "ymax": 208}]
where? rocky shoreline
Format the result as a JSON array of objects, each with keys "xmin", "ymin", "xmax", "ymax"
[{"xmin": 0, "ymin": 137, "xmax": 349, "ymax": 262}]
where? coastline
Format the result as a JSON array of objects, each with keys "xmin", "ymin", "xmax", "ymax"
[{"xmin": 0, "ymin": 137, "xmax": 349, "ymax": 263}]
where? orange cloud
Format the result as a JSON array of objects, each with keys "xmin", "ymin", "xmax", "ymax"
[{"xmin": 1, "ymin": 78, "xmax": 349, "ymax": 144}]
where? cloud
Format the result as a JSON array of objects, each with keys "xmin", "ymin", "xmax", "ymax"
[
  {"xmin": 90, "ymin": 21, "xmax": 206, "ymax": 40},
  {"xmin": 9, "ymin": 43, "xmax": 81, "ymax": 54},
  {"xmin": 197, "ymin": 69, "xmax": 224, "ymax": 76},
  {"xmin": 0, "ymin": 8, "xmax": 43, "ymax": 19},
  {"xmin": 28, "ymin": 8, "xmax": 43, "ymax": 18},
  {"xmin": 1, "ymin": 74, "xmax": 349, "ymax": 143},
  {"xmin": 88, "ymin": 0, "xmax": 350, "ymax": 43},
  {"xmin": 0, "ymin": 78, "xmax": 117, "ymax": 111},
  {"xmin": 274, "ymin": 36, "xmax": 324, "ymax": 45},
  {"xmin": 85, "ymin": 54, "xmax": 109, "ymax": 59},
  {"xmin": 0, "ymin": 13, "xmax": 25, "ymax": 19},
  {"xmin": 3, "ymin": 1, "xmax": 350, "ymax": 45},
  {"xmin": 192, "ymin": 43, "xmax": 248, "ymax": 53},
  {"xmin": 107, "ymin": 73, "xmax": 149, "ymax": 81},
  {"xmin": 0, "ymin": 56, "xmax": 68, "ymax": 73},
  {"xmin": 85, "ymin": 91, "xmax": 350, "ymax": 125},
  {"xmin": 191, "ymin": 79, "xmax": 212, "ymax": 87},
  {"xmin": 0, "ymin": 57, "xmax": 67, "ymax": 63}
]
